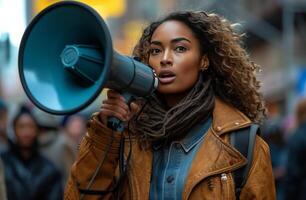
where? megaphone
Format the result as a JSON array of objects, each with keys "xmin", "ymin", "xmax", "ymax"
[{"xmin": 18, "ymin": 1, "xmax": 158, "ymax": 131}]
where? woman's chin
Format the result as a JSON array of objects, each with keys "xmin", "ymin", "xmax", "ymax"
[
  {"xmin": 157, "ymin": 86, "xmax": 188, "ymax": 95},
  {"xmin": 157, "ymin": 86, "xmax": 176, "ymax": 94}
]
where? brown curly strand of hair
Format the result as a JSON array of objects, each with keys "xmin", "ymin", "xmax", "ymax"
[{"xmin": 132, "ymin": 11, "xmax": 266, "ymax": 123}]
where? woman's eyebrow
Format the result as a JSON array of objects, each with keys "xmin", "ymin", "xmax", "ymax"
[
  {"xmin": 150, "ymin": 41, "xmax": 162, "ymax": 46},
  {"xmin": 171, "ymin": 37, "xmax": 191, "ymax": 43},
  {"xmin": 150, "ymin": 37, "xmax": 191, "ymax": 45}
]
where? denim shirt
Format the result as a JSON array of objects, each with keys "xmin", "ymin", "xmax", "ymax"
[{"xmin": 149, "ymin": 117, "xmax": 212, "ymax": 200}]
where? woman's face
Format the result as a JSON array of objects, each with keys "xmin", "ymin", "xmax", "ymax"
[
  {"xmin": 14, "ymin": 114, "xmax": 38, "ymax": 148},
  {"xmin": 149, "ymin": 20, "xmax": 205, "ymax": 94}
]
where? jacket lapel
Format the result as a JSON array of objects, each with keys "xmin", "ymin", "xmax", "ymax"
[
  {"xmin": 183, "ymin": 99, "xmax": 252, "ymax": 199},
  {"xmin": 183, "ymin": 129, "xmax": 247, "ymax": 200}
]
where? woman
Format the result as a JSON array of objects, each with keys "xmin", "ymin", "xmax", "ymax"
[
  {"xmin": 65, "ymin": 11, "xmax": 275, "ymax": 199},
  {"xmin": 1, "ymin": 106, "xmax": 63, "ymax": 200}
]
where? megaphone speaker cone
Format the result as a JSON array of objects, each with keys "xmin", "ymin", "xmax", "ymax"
[
  {"xmin": 18, "ymin": 1, "xmax": 113, "ymax": 115},
  {"xmin": 61, "ymin": 45, "xmax": 104, "ymax": 85}
]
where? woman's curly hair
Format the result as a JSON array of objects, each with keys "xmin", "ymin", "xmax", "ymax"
[{"xmin": 132, "ymin": 11, "xmax": 266, "ymax": 123}]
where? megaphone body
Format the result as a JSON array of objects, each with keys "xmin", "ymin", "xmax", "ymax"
[{"xmin": 18, "ymin": 1, "xmax": 158, "ymax": 131}]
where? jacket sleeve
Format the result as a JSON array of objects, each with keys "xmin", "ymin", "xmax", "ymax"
[
  {"xmin": 64, "ymin": 113, "xmax": 122, "ymax": 200},
  {"xmin": 240, "ymin": 136, "xmax": 276, "ymax": 200}
]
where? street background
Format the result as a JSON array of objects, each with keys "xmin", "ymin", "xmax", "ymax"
[{"xmin": 0, "ymin": 0, "xmax": 306, "ymax": 199}]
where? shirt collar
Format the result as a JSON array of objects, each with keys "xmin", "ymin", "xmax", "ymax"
[
  {"xmin": 179, "ymin": 117, "xmax": 212, "ymax": 152},
  {"xmin": 152, "ymin": 117, "xmax": 212, "ymax": 153}
]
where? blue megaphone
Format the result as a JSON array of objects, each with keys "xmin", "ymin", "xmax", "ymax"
[{"xmin": 18, "ymin": 1, "xmax": 158, "ymax": 131}]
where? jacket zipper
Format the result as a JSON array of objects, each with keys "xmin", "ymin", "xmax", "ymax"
[
  {"xmin": 221, "ymin": 173, "xmax": 231, "ymax": 200},
  {"xmin": 221, "ymin": 173, "xmax": 229, "ymax": 200}
]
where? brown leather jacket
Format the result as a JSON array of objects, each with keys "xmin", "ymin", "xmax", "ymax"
[{"xmin": 64, "ymin": 99, "xmax": 276, "ymax": 200}]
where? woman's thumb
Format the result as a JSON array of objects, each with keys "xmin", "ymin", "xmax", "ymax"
[{"xmin": 130, "ymin": 102, "xmax": 140, "ymax": 114}]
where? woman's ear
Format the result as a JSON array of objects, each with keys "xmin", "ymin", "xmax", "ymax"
[{"xmin": 200, "ymin": 55, "xmax": 209, "ymax": 71}]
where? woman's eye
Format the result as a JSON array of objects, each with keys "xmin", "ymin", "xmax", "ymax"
[
  {"xmin": 175, "ymin": 46, "xmax": 187, "ymax": 53},
  {"xmin": 150, "ymin": 48, "xmax": 161, "ymax": 55}
]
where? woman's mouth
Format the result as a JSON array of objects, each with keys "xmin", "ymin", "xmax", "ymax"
[{"xmin": 158, "ymin": 70, "xmax": 176, "ymax": 84}]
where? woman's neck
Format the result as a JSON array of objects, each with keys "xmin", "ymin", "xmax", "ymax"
[{"xmin": 163, "ymin": 90, "xmax": 190, "ymax": 107}]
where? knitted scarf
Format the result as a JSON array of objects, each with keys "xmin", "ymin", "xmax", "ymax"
[{"xmin": 131, "ymin": 73, "xmax": 215, "ymax": 143}]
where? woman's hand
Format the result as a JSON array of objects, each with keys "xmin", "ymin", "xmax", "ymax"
[{"xmin": 99, "ymin": 90, "xmax": 141, "ymax": 126}]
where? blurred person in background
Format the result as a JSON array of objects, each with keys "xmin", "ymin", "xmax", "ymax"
[
  {"xmin": 0, "ymin": 105, "xmax": 62, "ymax": 200},
  {"xmin": 284, "ymin": 99, "xmax": 306, "ymax": 200},
  {"xmin": 0, "ymin": 99, "xmax": 8, "ymax": 199},
  {"xmin": 0, "ymin": 157, "xmax": 7, "ymax": 200},
  {"xmin": 32, "ymin": 107, "xmax": 63, "ymax": 167},
  {"xmin": 65, "ymin": 11, "xmax": 275, "ymax": 199},
  {"xmin": 62, "ymin": 114, "xmax": 87, "ymax": 150},
  {"xmin": 34, "ymin": 107, "xmax": 87, "ymax": 187},
  {"xmin": 0, "ymin": 99, "xmax": 8, "ymax": 152},
  {"xmin": 55, "ymin": 114, "xmax": 87, "ymax": 186},
  {"xmin": 262, "ymin": 119, "xmax": 287, "ymax": 200}
]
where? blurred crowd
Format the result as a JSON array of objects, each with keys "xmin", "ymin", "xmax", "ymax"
[
  {"xmin": 261, "ymin": 98, "xmax": 306, "ymax": 200},
  {"xmin": 0, "ymin": 98, "xmax": 88, "ymax": 200}
]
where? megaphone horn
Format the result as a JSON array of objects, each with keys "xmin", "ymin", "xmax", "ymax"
[{"xmin": 18, "ymin": 1, "xmax": 159, "ymax": 131}]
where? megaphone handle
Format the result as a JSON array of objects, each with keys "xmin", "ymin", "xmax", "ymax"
[{"xmin": 107, "ymin": 92, "xmax": 134, "ymax": 132}]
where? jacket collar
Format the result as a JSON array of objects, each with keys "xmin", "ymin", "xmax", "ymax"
[{"xmin": 212, "ymin": 98, "xmax": 252, "ymax": 135}]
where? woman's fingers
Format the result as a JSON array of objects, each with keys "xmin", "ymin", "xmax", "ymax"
[
  {"xmin": 125, "ymin": 101, "xmax": 141, "ymax": 120},
  {"xmin": 130, "ymin": 102, "xmax": 141, "ymax": 115},
  {"xmin": 100, "ymin": 107, "xmax": 128, "ymax": 123},
  {"xmin": 101, "ymin": 103, "xmax": 129, "ymax": 120},
  {"xmin": 102, "ymin": 99, "xmax": 129, "ymax": 113},
  {"xmin": 99, "ymin": 90, "xmax": 143, "ymax": 126},
  {"xmin": 99, "ymin": 90, "xmax": 130, "ymax": 125},
  {"xmin": 107, "ymin": 90, "xmax": 125, "ymax": 101}
]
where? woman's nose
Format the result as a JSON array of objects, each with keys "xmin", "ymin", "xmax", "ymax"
[
  {"xmin": 160, "ymin": 50, "xmax": 172, "ymax": 67},
  {"xmin": 160, "ymin": 59, "xmax": 172, "ymax": 66}
]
